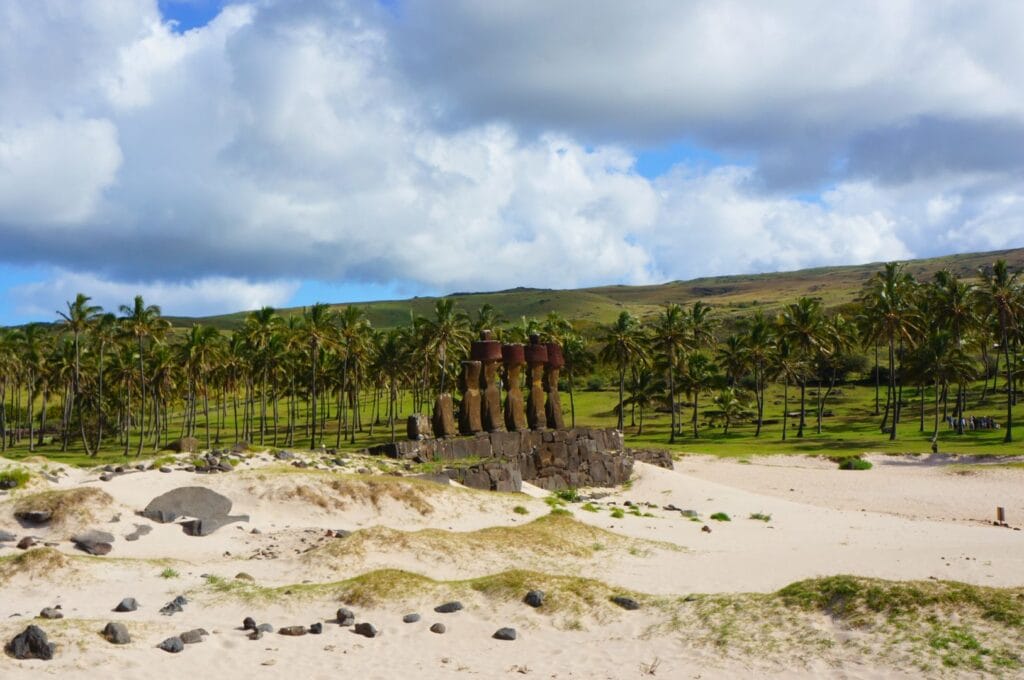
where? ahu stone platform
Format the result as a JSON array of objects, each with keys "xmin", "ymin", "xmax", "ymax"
[{"xmin": 367, "ymin": 428, "xmax": 637, "ymax": 492}]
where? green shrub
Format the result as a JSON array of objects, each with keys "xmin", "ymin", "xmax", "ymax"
[
  {"xmin": 749, "ymin": 512, "xmax": 772, "ymax": 522},
  {"xmin": 610, "ymin": 508, "xmax": 625, "ymax": 519},
  {"xmin": 160, "ymin": 567, "xmax": 180, "ymax": 579},
  {"xmin": 0, "ymin": 468, "xmax": 31, "ymax": 489},
  {"xmin": 710, "ymin": 512, "xmax": 731, "ymax": 522},
  {"xmin": 581, "ymin": 502, "xmax": 599, "ymax": 513},
  {"xmin": 838, "ymin": 458, "xmax": 873, "ymax": 471},
  {"xmin": 549, "ymin": 507, "xmax": 572, "ymax": 517},
  {"xmin": 512, "ymin": 505, "xmax": 529, "ymax": 515},
  {"xmin": 554, "ymin": 488, "xmax": 581, "ymax": 503}
]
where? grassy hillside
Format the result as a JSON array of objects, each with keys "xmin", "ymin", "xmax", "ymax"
[{"xmin": 165, "ymin": 247, "xmax": 1024, "ymax": 331}]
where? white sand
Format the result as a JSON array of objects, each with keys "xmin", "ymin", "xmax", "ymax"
[{"xmin": 0, "ymin": 451, "xmax": 1021, "ymax": 678}]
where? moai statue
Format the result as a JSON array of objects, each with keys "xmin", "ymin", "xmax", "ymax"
[
  {"xmin": 544, "ymin": 342, "xmax": 566, "ymax": 430},
  {"xmin": 524, "ymin": 336, "xmax": 548, "ymax": 430},
  {"xmin": 432, "ymin": 393, "xmax": 456, "ymax": 438},
  {"xmin": 458, "ymin": 360, "xmax": 484, "ymax": 435},
  {"xmin": 472, "ymin": 330, "xmax": 505, "ymax": 432},
  {"xmin": 501, "ymin": 343, "xmax": 528, "ymax": 431}
]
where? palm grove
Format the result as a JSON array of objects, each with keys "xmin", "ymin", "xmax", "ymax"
[{"xmin": 0, "ymin": 260, "xmax": 1021, "ymax": 459}]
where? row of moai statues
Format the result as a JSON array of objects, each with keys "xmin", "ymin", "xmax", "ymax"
[{"xmin": 432, "ymin": 332, "xmax": 564, "ymax": 437}]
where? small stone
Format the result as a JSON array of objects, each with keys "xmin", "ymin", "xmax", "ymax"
[
  {"xmin": 248, "ymin": 630, "xmax": 263, "ymax": 641},
  {"xmin": 102, "ymin": 622, "xmax": 131, "ymax": 645},
  {"xmin": 429, "ymin": 623, "xmax": 446, "ymax": 634},
  {"xmin": 180, "ymin": 629, "xmax": 206, "ymax": 644},
  {"xmin": 157, "ymin": 636, "xmax": 184, "ymax": 653},
  {"xmin": 701, "ymin": 525, "xmax": 712, "ymax": 533},
  {"xmin": 256, "ymin": 623, "xmax": 274, "ymax": 633},
  {"xmin": 493, "ymin": 627, "xmax": 517, "ymax": 641},
  {"xmin": 336, "ymin": 608, "xmax": 355, "ymax": 626},
  {"xmin": 278, "ymin": 626, "xmax": 306, "ymax": 636},
  {"xmin": 16, "ymin": 536, "xmax": 35, "ymax": 550},
  {"xmin": 243, "ymin": 616, "xmax": 256, "ymax": 631},
  {"xmin": 99, "ymin": 472, "xmax": 114, "ymax": 482},
  {"xmin": 523, "ymin": 590, "xmax": 545, "ymax": 608},
  {"xmin": 402, "ymin": 613, "xmax": 421, "ymax": 623},
  {"xmin": 5, "ymin": 625, "xmax": 55, "ymax": 660},
  {"xmin": 353, "ymin": 622, "xmax": 378, "ymax": 638},
  {"xmin": 160, "ymin": 467, "xmax": 172, "ymax": 473},
  {"xmin": 114, "ymin": 598, "xmax": 139, "ymax": 613},
  {"xmin": 250, "ymin": 528, "xmax": 262, "ymax": 534},
  {"xmin": 309, "ymin": 622, "xmax": 323, "ymax": 634},
  {"xmin": 38, "ymin": 607, "xmax": 63, "ymax": 620},
  {"xmin": 434, "ymin": 601, "xmax": 463, "ymax": 614},
  {"xmin": 234, "ymin": 572, "xmax": 255, "ymax": 581},
  {"xmin": 611, "ymin": 596, "xmax": 640, "ymax": 611}
]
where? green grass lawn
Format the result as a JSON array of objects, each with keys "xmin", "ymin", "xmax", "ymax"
[{"xmin": 1, "ymin": 376, "xmax": 1020, "ymax": 467}]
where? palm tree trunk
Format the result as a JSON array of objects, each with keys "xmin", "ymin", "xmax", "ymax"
[
  {"xmin": 781, "ymin": 378, "xmax": 788, "ymax": 442},
  {"xmin": 888, "ymin": 339, "xmax": 897, "ymax": 441},
  {"xmin": 692, "ymin": 390, "xmax": 699, "ymax": 438},
  {"xmin": 797, "ymin": 380, "xmax": 806, "ymax": 438},
  {"xmin": 310, "ymin": 342, "xmax": 318, "ymax": 448},
  {"xmin": 27, "ymin": 381, "xmax": 35, "ymax": 453},
  {"xmin": 668, "ymin": 356, "xmax": 676, "ymax": 443},
  {"xmin": 1002, "ymin": 322, "xmax": 1013, "ymax": 443},
  {"xmin": 37, "ymin": 390, "xmax": 48, "ymax": 447},
  {"xmin": 617, "ymin": 360, "xmax": 625, "ymax": 431},
  {"xmin": 569, "ymin": 367, "xmax": 576, "ymax": 429}
]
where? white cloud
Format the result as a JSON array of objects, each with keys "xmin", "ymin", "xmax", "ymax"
[{"xmin": 9, "ymin": 269, "xmax": 299, "ymax": 319}]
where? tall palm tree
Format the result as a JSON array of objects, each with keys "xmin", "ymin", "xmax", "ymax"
[
  {"xmin": 472, "ymin": 303, "xmax": 507, "ymax": 336},
  {"xmin": 930, "ymin": 270, "xmax": 977, "ymax": 433},
  {"xmin": 119, "ymin": 296, "xmax": 167, "ymax": 456},
  {"xmin": 424, "ymin": 299, "xmax": 471, "ymax": 394},
  {"xmin": 91, "ymin": 313, "xmax": 118, "ymax": 453},
  {"xmin": 180, "ymin": 324, "xmax": 222, "ymax": 449},
  {"xmin": 243, "ymin": 307, "xmax": 282, "ymax": 446},
  {"xmin": 653, "ymin": 303, "xmax": 687, "ymax": 442},
  {"xmin": 977, "ymin": 260, "xmax": 1022, "ymax": 443},
  {"xmin": 20, "ymin": 323, "xmax": 51, "ymax": 452},
  {"xmin": 678, "ymin": 352, "xmax": 716, "ymax": 438},
  {"xmin": 336, "ymin": 305, "xmax": 370, "ymax": 446},
  {"xmin": 712, "ymin": 387, "xmax": 748, "ymax": 435},
  {"xmin": 57, "ymin": 293, "xmax": 102, "ymax": 455},
  {"xmin": 623, "ymin": 368, "xmax": 663, "ymax": 435},
  {"xmin": 561, "ymin": 332, "xmax": 594, "ymax": 429},
  {"xmin": 599, "ymin": 311, "xmax": 647, "ymax": 431},
  {"xmin": 858, "ymin": 263, "xmax": 920, "ymax": 441},
  {"xmin": 779, "ymin": 297, "xmax": 826, "ymax": 438},
  {"xmin": 301, "ymin": 303, "xmax": 336, "ymax": 448},
  {"xmin": 375, "ymin": 328, "xmax": 407, "ymax": 442},
  {"xmin": 742, "ymin": 311, "xmax": 775, "ymax": 436}
]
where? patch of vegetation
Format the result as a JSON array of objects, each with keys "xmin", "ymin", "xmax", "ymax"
[
  {"xmin": 581, "ymin": 502, "xmax": 599, "ymax": 512},
  {"xmin": 553, "ymin": 488, "xmax": 581, "ymax": 503},
  {"xmin": 549, "ymin": 507, "xmax": 573, "ymax": 517},
  {"xmin": 710, "ymin": 512, "xmax": 731, "ymax": 522},
  {"xmin": 0, "ymin": 547, "xmax": 71, "ymax": 583},
  {"xmin": 512, "ymin": 505, "xmax": 529, "ymax": 515},
  {"xmin": 610, "ymin": 507, "xmax": 625, "ymax": 519},
  {"xmin": 159, "ymin": 567, "xmax": 180, "ymax": 579},
  {"xmin": 243, "ymin": 471, "xmax": 440, "ymax": 515},
  {"xmin": 0, "ymin": 467, "xmax": 31, "ymax": 489},
  {"xmin": 749, "ymin": 512, "xmax": 771, "ymax": 522},
  {"xmin": 12, "ymin": 487, "xmax": 113, "ymax": 526},
  {"xmin": 838, "ymin": 457, "xmax": 873, "ymax": 471}
]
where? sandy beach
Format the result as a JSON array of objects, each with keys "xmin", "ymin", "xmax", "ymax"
[{"xmin": 1, "ymin": 451, "xmax": 1022, "ymax": 679}]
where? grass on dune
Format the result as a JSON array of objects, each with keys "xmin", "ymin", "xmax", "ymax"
[{"xmin": 9, "ymin": 487, "xmax": 113, "ymax": 527}]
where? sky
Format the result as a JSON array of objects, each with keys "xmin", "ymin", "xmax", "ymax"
[{"xmin": 1, "ymin": 0, "xmax": 1023, "ymax": 325}]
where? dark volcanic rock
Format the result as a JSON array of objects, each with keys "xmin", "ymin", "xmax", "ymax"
[
  {"xmin": 309, "ymin": 622, "xmax": 323, "ymax": 634},
  {"xmin": 38, "ymin": 607, "xmax": 63, "ymax": 620},
  {"xmin": 114, "ymin": 598, "xmax": 139, "ymax": 613},
  {"xmin": 429, "ymin": 623, "xmax": 446, "ymax": 634},
  {"xmin": 256, "ymin": 623, "xmax": 273, "ymax": 633},
  {"xmin": 434, "ymin": 601, "xmax": 463, "ymax": 614},
  {"xmin": 402, "ymin": 613, "xmax": 421, "ymax": 623},
  {"xmin": 142, "ymin": 486, "xmax": 247, "ymax": 536},
  {"xmin": 353, "ymin": 622, "xmax": 378, "ymax": 638},
  {"xmin": 0, "ymin": 529, "xmax": 16, "ymax": 542},
  {"xmin": 157, "ymin": 636, "xmax": 184, "ymax": 653},
  {"xmin": 611, "ymin": 596, "xmax": 640, "ymax": 611},
  {"xmin": 180, "ymin": 629, "xmax": 206, "ymax": 644},
  {"xmin": 72, "ymin": 529, "xmax": 115, "ymax": 556},
  {"xmin": 523, "ymin": 590, "xmax": 545, "ymax": 608},
  {"xmin": 16, "ymin": 536, "xmax": 36, "ymax": 550},
  {"xmin": 242, "ymin": 616, "xmax": 256, "ymax": 631},
  {"xmin": 278, "ymin": 626, "xmax": 306, "ymax": 636},
  {"xmin": 6, "ymin": 625, "xmax": 55, "ymax": 660},
  {"xmin": 159, "ymin": 595, "xmax": 188, "ymax": 616},
  {"xmin": 336, "ymin": 608, "xmax": 355, "ymax": 626},
  {"xmin": 14, "ymin": 510, "xmax": 52, "ymax": 525},
  {"xmin": 493, "ymin": 627, "xmax": 517, "ymax": 641},
  {"xmin": 102, "ymin": 622, "xmax": 131, "ymax": 645}
]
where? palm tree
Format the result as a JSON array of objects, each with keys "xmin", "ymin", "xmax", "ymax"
[
  {"xmin": 858, "ymin": 263, "xmax": 920, "ymax": 441},
  {"xmin": 561, "ymin": 332, "xmax": 594, "ymax": 429},
  {"xmin": 243, "ymin": 307, "xmax": 282, "ymax": 446},
  {"xmin": 91, "ymin": 313, "xmax": 118, "ymax": 453},
  {"xmin": 424, "ymin": 299, "xmax": 471, "ymax": 394},
  {"xmin": 772, "ymin": 336, "xmax": 802, "ymax": 441},
  {"xmin": 180, "ymin": 324, "xmax": 222, "ymax": 449},
  {"xmin": 57, "ymin": 293, "xmax": 102, "ymax": 455},
  {"xmin": 711, "ymin": 387, "xmax": 748, "ymax": 435},
  {"xmin": 930, "ymin": 270, "xmax": 977, "ymax": 433},
  {"xmin": 375, "ymin": 329, "xmax": 407, "ymax": 442},
  {"xmin": 977, "ymin": 260, "xmax": 1022, "ymax": 443},
  {"xmin": 623, "ymin": 368, "xmax": 663, "ymax": 435},
  {"xmin": 653, "ymin": 303, "xmax": 687, "ymax": 442},
  {"xmin": 779, "ymin": 297, "xmax": 825, "ymax": 438},
  {"xmin": 472, "ymin": 303, "xmax": 507, "ymax": 336},
  {"xmin": 301, "ymin": 303, "xmax": 336, "ymax": 448},
  {"xmin": 119, "ymin": 295, "xmax": 168, "ymax": 456},
  {"xmin": 336, "ymin": 305, "xmax": 370, "ymax": 446},
  {"xmin": 815, "ymin": 313, "xmax": 856, "ymax": 433},
  {"xmin": 715, "ymin": 334, "xmax": 749, "ymax": 387},
  {"xmin": 0, "ymin": 329, "xmax": 22, "ymax": 451},
  {"xmin": 20, "ymin": 323, "xmax": 51, "ymax": 452},
  {"xmin": 598, "ymin": 311, "xmax": 647, "ymax": 431},
  {"xmin": 741, "ymin": 311, "xmax": 775, "ymax": 436},
  {"xmin": 678, "ymin": 352, "xmax": 717, "ymax": 438}
]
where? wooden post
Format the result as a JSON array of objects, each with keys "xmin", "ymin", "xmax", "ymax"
[{"xmin": 997, "ymin": 506, "xmax": 1006, "ymax": 524}]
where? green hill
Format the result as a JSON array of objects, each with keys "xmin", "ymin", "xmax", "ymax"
[{"xmin": 164, "ymin": 247, "xmax": 1024, "ymax": 331}]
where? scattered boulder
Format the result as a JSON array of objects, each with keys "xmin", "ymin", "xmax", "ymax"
[
  {"xmin": 493, "ymin": 627, "xmax": 517, "ymax": 641},
  {"xmin": 166, "ymin": 437, "xmax": 199, "ymax": 453},
  {"xmin": 242, "ymin": 617, "xmax": 256, "ymax": 631},
  {"xmin": 99, "ymin": 472, "xmax": 114, "ymax": 482},
  {"xmin": 6, "ymin": 625, "xmax": 55, "ymax": 660},
  {"xmin": 14, "ymin": 510, "xmax": 52, "ymax": 525},
  {"xmin": 102, "ymin": 622, "xmax": 131, "ymax": 645},
  {"xmin": 353, "ymin": 622, "xmax": 378, "ymax": 638},
  {"xmin": 159, "ymin": 467, "xmax": 172, "ymax": 473},
  {"xmin": 278, "ymin": 626, "xmax": 306, "ymax": 636},
  {"xmin": 523, "ymin": 590, "xmax": 545, "ymax": 608},
  {"xmin": 234, "ymin": 572, "xmax": 254, "ymax": 582},
  {"xmin": 159, "ymin": 595, "xmax": 188, "ymax": 616},
  {"xmin": 248, "ymin": 630, "xmax": 263, "ymax": 641},
  {"xmin": 16, "ymin": 536, "xmax": 36, "ymax": 550},
  {"xmin": 611, "ymin": 596, "xmax": 640, "ymax": 611},
  {"xmin": 429, "ymin": 623, "xmax": 446, "ymax": 634},
  {"xmin": 38, "ymin": 607, "xmax": 63, "ymax": 620},
  {"xmin": 256, "ymin": 623, "xmax": 273, "ymax": 633},
  {"xmin": 157, "ymin": 636, "xmax": 184, "ymax": 653},
  {"xmin": 309, "ymin": 623, "xmax": 323, "ymax": 634},
  {"xmin": 0, "ymin": 529, "xmax": 17, "ymax": 542},
  {"xmin": 124, "ymin": 525, "xmax": 152, "ymax": 542},
  {"xmin": 434, "ymin": 601, "xmax": 463, "ymax": 614},
  {"xmin": 402, "ymin": 613, "xmax": 421, "ymax": 623},
  {"xmin": 72, "ymin": 529, "xmax": 114, "ymax": 556},
  {"xmin": 336, "ymin": 608, "xmax": 355, "ymax": 626},
  {"xmin": 179, "ymin": 629, "xmax": 207, "ymax": 644},
  {"xmin": 114, "ymin": 598, "xmax": 139, "ymax": 613},
  {"xmin": 701, "ymin": 525, "xmax": 712, "ymax": 534}
]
